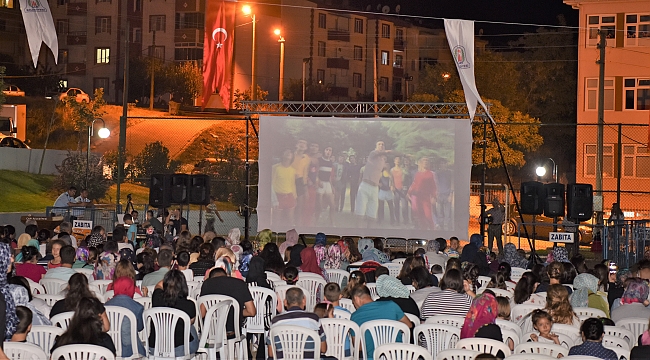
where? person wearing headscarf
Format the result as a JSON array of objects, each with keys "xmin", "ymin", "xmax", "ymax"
[
  {"xmin": 300, "ymin": 247, "xmax": 326, "ymax": 280},
  {"xmin": 72, "ymin": 247, "xmax": 94, "ymax": 269},
  {"xmin": 358, "ymin": 238, "xmax": 374, "ymax": 255},
  {"xmin": 286, "ymin": 244, "xmax": 305, "ymax": 268},
  {"xmin": 607, "ymin": 268, "xmax": 631, "ymax": 309},
  {"xmin": 552, "ymin": 247, "xmax": 570, "ymax": 264},
  {"xmin": 459, "ymin": 234, "xmax": 489, "ymax": 276},
  {"xmin": 279, "ymin": 229, "xmax": 298, "ymax": 260},
  {"xmin": 0, "ymin": 243, "xmax": 18, "ymax": 340},
  {"xmin": 424, "ymin": 239, "xmax": 447, "ymax": 270},
  {"xmin": 460, "ymin": 293, "xmax": 506, "ymax": 355},
  {"xmin": 375, "ymin": 274, "xmax": 419, "ymax": 317},
  {"xmin": 87, "ymin": 232, "xmax": 105, "ymax": 248},
  {"xmin": 571, "ymin": 273, "xmax": 610, "ymax": 318},
  {"xmin": 325, "ymin": 243, "xmax": 342, "ymax": 270},
  {"xmin": 358, "ymin": 238, "xmax": 389, "ymax": 264},
  {"xmin": 8, "ymin": 284, "xmax": 51, "ymax": 326},
  {"xmin": 227, "ymin": 228, "xmax": 243, "ymax": 261},
  {"xmin": 500, "ymin": 243, "xmax": 528, "ymax": 269},
  {"xmin": 314, "ymin": 233, "xmax": 328, "ymax": 269},
  {"xmin": 94, "ymin": 241, "xmax": 120, "ymax": 280},
  {"xmin": 256, "ymin": 229, "xmax": 273, "ymax": 252},
  {"xmin": 611, "ymin": 278, "xmax": 650, "ymax": 322},
  {"xmin": 246, "ymin": 256, "xmax": 272, "ymax": 289},
  {"xmin": 105, "ymin": 277, "xmax": 145, "ymax": 358}
]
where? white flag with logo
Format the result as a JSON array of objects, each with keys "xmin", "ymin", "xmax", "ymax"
[
  {"xmin": 19, "ymin": 0, "xmax": 58, "ymax": 67},
  {"xmin": 444, "ymin": 19, "xmax": 486, "ymax": 120}
]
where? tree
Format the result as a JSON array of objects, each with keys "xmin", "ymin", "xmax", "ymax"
[
  {"xmin": 129, "ymin": 141, "xmax": 180, "ymax": 183},
  {"xmin": 60, "ymin": 88, "xmax": 107, "ymax": 150},
  {"xmin": 233, "ymin": 85, "xmax": 269, "ymax": 110},
  {"xmin": 164, "ymin": 61, "xmax": 202, "ymax": 105},
  {"xmin": 282, "ymin": 79, "xmax": 330, "ymax": 101},
  {"xmin": 54, "ymin": 151, "xmax": 111, "ymax": 200}
]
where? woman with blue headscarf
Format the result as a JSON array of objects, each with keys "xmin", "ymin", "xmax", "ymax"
[
  {"xmin": 570, "ymin": 273, "xmax": 610, "ymax": 318},
  {"xmin": 459, "ymin": 234, "xmax": 489, "ymax": 276},
  {"xmin": 0, "ymin": 243, "xmax": 19, "ymax": 340}
]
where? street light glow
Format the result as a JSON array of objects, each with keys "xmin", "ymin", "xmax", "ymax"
[
  {"xmin": 242, "ymin": 4, "xmax": 251, "ymax": 15},
  {"xmin": 274, "ymin": 28, "xmax": 281, "ymax": 36},
  {"xmin": 98, "ymin": 127, "xmax": 110, "ymax": 139},
  {"xmin": 536, "ymin": 166, "xmax": 547, "ymax": 177}
]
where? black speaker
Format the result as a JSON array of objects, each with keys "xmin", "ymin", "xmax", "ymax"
[
  {"xmin": 149, "ymin": 174, "xmax": 171, "ymax": 208},
  {"xmin": 520, "ymin": 181, "xmax": 545, "ymax": 215},
  {"xmin": 544, "ymin": 183, "xmax": 565, "ymax": 217},
  {"xmin": 567, "ymin": 183, "xmax": 593, "ymax": 221},
  {"xmin": 189, "ymin": 174, "xmax": 211, "ymax": 205},
  {"xmin": 170, "ymin": 174, "xmax": 189, "ymax": 204}
]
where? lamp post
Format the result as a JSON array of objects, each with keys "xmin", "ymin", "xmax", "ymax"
[
  {"xmin": 242, "ymin": 5, "xmax": 256, "ymax": 100},
  {"xmin": 86, "ymin": 118, "xmax": 110, "ymax": 188},
  {"xmin": 535, "ymin": 158, "xmax": 558, "ymax": 183},
  {"xmin": 274, "ymin": 29, "xmax": 285, "ymax": 101}
]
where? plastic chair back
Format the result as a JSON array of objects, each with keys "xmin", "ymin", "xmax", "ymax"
[
  {"xmin": 51, "ymin": 344, "xmax": 116, "ymax": 360},
  {"xmin": 90, "ymin": 279, "xmax": 113, "ymax": 293},
  {"xmin": 297, "ymin": 276, "xmax": 327, "ymax": 311},
  {"xmin": 384, "ymin": 263, "xmax": 402, "ymax": 277},
  {"xmin": 574, "ymin": 307, "xmax": 607, "ymax": 319},
  {"xmin": 604, "ymin": 325, "xmax": 635, "ymax": 349},
  {"xmin": 514, "ymin": 342, "xmax": 569, "ymax": 358},
  {"xmin": 359, "ymin": 319, "xmax": 409, "ymax": 359},
  {"xmin": 339, "ymin": 298, "xmax": 356, "ymax": 313},
  {"xmin": 134, "ymin": 296, "xmax": 152, "ymax": 310},
  {"xmin": 247, "ymin": 286, "xmax": 277, "ymax": 334},
  {"xmin": 197, "ymin": 300, "xmax": 231, "ymax": 360},
  {"xmin": 4, "ymin": 340, "xmax": 48, "ymax": 359},
  {"xmin": 105, "ymin": 305, "xmax": 140, "ymax": 359},
  {"xmin": 265, "ymin": 271, "xmax": 281, "ymax": 281},
  {"xmin": 366, "ymin": 283, "xmax": 379, "ymax": 300},
  {"xmin": 26, "ymin": 325, "xmax": 64, "ymax": 356},
  {"xmin": 436, "ymin": 349, "xmax": 480, "ymax": 360},
  {"xmin": 455, "ymin": 338, "xmax": 511, "ymax": 357},
  {"xmin": 495, "ymin": 319, "xmax": 522, "ymax": 338},
  {"xmin": 414, "ymin": 323, "xmax": 460, "ymax": 360},
  {"xmin": 50, "ymin": 311, "xmax": 74, "ymax": 330},
  {"xmin": 511, "ymin": 303, "xmax": 543, "ymax": 323},
  {"xmin": 321, "ymin": 318, "xmax": 360, "ymax": 360},
  {"xmin": 144, "ymin": 307, "xmax": 191, "ymax": 359},
  {"xmin": 269, "ymin": 324, "xmax": 320, "ymax": 360},
  {"xmin": 617, "ymin": 318, "xmax": 649, "ymax": 344},
  {"xmin": 373, "ymin": 343, "xmax": 433, "ymax": 360},
  {"xmin": 34, "ymin": 294, "xmax": 63, "ymax": 306},
  {"xmin": 521, "ymin": 332, "xmax": 574, "ymax": 348},
  {"xmin": 424, "ymin": 315, "xmax": 465, "ymax": 327},
  {"xmin": 327, "ymin": 269, "xmax": 350, "ymax": 287},
  {"xmin": 603, "ymin": 334, "xmax": 631, "ymax": 350},
  {"xmin": 27, "ymin": 278, "xmax": 45, "ymax": 295},
  {"xmin": 511, "ymin": 267, "xmax": 526, "ymax": 282},
  {"xmin": 333, "ymin": 308, "xmax": 352, "ymax": 320},
  {"xmin": 39, "ymin": 278, "xmax": 67, "ymax": 294}
]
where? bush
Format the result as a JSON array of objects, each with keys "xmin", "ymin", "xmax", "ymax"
[
  {"xmin": 129, "ymin": 141, "xmax": 180, "ymax": 183},
  {"xmin": 54, "ymin": 151, "xmax": 111, "ymax": 200}
]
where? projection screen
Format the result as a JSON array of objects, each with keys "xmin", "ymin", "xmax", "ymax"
[{"xmin": 258, "ymin": 116, "xmax": 472, "ymax": 239}]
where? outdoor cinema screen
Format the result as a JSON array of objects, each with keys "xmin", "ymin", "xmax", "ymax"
[{"xmin": 257, "ymin": 116, "xmax": 472, "ymax": 239}]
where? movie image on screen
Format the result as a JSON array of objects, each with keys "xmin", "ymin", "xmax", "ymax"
[{"xmin": 258, "ymin": 116, "xmax": 472, "ymax": 239}]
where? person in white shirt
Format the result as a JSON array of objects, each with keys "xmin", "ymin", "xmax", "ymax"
[
  {"xmin": 53, "ymin": 186, "xmax": 79, "ymax": 214},
  {"xmin": 72, "ymin": 188, "xmax": 92, "ymax": 219}
]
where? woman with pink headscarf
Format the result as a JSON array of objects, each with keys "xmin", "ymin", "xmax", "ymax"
[{"xmin": 279, "ymin": 229, "xmax": 298, "ymax": 260}]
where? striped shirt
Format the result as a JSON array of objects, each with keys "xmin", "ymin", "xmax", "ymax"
[
  {"xmin": 267, "ymin": 306, "xmax": 325, "ymax": 359},
  {"xmin": 420, "ymin": 289, "xmax": 472, "ymax": 320}
]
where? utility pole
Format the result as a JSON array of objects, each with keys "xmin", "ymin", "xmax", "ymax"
[
  {"xmin": 250, "ymin": 13, "xmax": 256, "ymax": 100},
  {"xmin": 596, "ymin": 30, "xmax": 606, "ymax": 227},
  {"xmin": 149, "ymin": 30, "xmax": 156, "ymax": 110},
  {"xmin": 117, "ymin": 0, "xmax": 129, "ymax": 206}
]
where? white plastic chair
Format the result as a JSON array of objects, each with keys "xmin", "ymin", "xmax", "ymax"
[
  {"xmin": 414, "ymin": 323, "xmax": 460, "ymax": 360},
  {"xmin": 359, "ymin": 319, "xmax": 409, "ymax": 359},
  {"xmin": 327, "ymin": 269, "xmax": 350, "ymax": 287},
  {"xmin": 144, "ymin": 285, "xmax": 156, "ymax": 297},
  {"xmin": 321, "ymin": 318, "xmax": 360, "ymax": 360},
  {"xmin": 104, "ymin": 290, "xmax": 115, "ymax": 301},
  {"xmin": 521, "ymin": 332, "xmax": 574, "ymax": 348},
  {"xmin": 506, "ymin": 354, "xmax": 556, "ymax": 360},
  {"xmin": 487, "ymin": 288, "xmax": 514, "ymax": 299},
  {"xmin": 384, "ymin": 263, "xmax": 402, "ymax": 277},
  {"xmin": 405, "ymin": 285, "xmax": 416, "ymax": 294},
  {"xmin": 265, "ymin": 271, "xmax": 281, "ymax": 281},
  {"xmin": 197, "ymin": 294, "xmax": 248, "ymax": 360},
  {"xmin": 574, "ymin": 307, "xmax": 607, "ymax": 319},
  {"xmin": 455, "ymin": 338, "xmax": 511, "ymax": 357},
  {"xmin": 604, "ymin": 325, "xmax": 635, "ymax": 349},
  {"xmin": 392, "ymin": 258, "xmax": 406, "ymax": 266},
  {"xmin": 3, "ymin": 341, "xmax": 48, "ymax": 360},
  {"xmin": 506, "ymin": 282, "xmax": 517, "ymax": 292},
  {"xmin": 512, "ymin": 304, "xmax": 543, "ymax": 322},
  {"xmin": 339, "ymin": 298, "xmax": 356, "ymax": 313},
  {"xmin": 274, "ymin": 285, "xmax": 310, "ymax": 311},
  {"xmin": 406, "ymin": 313, "xmax": 421, "ymax": 326},
  {"xmin": 246, "ymin": 286, "xmax": 277, "ymax": 359},
  {"xmin": 501, "ymin": 328, "xmax": 520, "ymax": 349},
  {"xmin": 144, "ymin": 307, "xmax": 192, "ymax": 359},
  {"xmin": 425, "ymin": 315, "xmax": 465, "ymax": 327},
  {"xmin": 271, "ymin": 279, "xmax": 287, "ymax": 290},
  {"xmin": 34, "ymin": 293, "xmax": 63, "ymax": 306},
  {"xmin": 436, "ymin": 349, "xmax": 480, "ymax": 360},
  {"xmin": 366, "ymin": 283, "xmax": 379, "ymax": 300},
  {"xmin": 604, "ymin": 345, "xmax": 630, "ymax": 360},
  {"xmin": 105, "ymin": 306, "xmax": 140, "ymax": 360},
  {"xmin": 196, "ymin": 300, "xmax": 230, "ymax": 360},
  {"xmin": 511, "ymin": 267, "xmax": 526, "ymax": 282},
  {"xmin": 552, "ymin": 323, "xmax": 582, "ymax": 345},
  {"xmin": 333, "ymin": 308, "xmax": 352, "ymax": 320},
  {"xmin": 477, "ymin": 276, "xmax": 491, "ymax": 289},
  {"xmin": 269, "ymin": 324, "xmax": 321, "ymax": 360},
  {"xmin": 514, "ymin": 342, "xmax": 568, "ymax": 358},
  {"xmin": 134, "ymin": 296, "xmax": 152, "ymax": 310},
  {"xmin": 297, "ymin": 276, "xmax": 327, "ymax": 311},
  {"xmin": 90, "ymin": 279, "xmax": 113, "ymax": 293},
  {"xmin": 603, "ymin": 334, "xmax": 631, "ymax": 351},
  {"xmin": 51, "ymin": 344, "xmax": 116, "ymax": 360},
  {"xmin": 50, "ymin": 311, "xmax": 74, "ymax": 329},
  {"xmin": 26, "ymin": 325, "xmax": 64, "ymax": 356},
  {"xmin": 563, "ymin": 356, "xmax": 601, "ymax": 360},
  {"xmin": 186, "ymin": 281, "xmax": 201, "ymax": 296},
  {"xmin": 193, "ymin": 275, "xmax": 205, "ymax": 283},
  {"xmin": 373, "ymin": 343, "xmax": 433, "ymax": 360},
  {"xmin": 496, "ymin": 319, "xmax": 522, "ymax": 339},
  {"xmin": 617, "ymin": 317, "xmax": 648, "ymax": 344},
  {"xmin": 39, "ymin": 278, "xmax": 67, "ymax": 294},
  {"xmin": 27, "ymin": 278, "xmax": 45, "ymax": 295},
  {"xmin": 74, "ymin": 267, "xmax": 95, "ymax": 281}
]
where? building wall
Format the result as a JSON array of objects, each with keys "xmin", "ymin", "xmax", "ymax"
[{"xmin": 565, "ymin": 0, "xmax": 650, "ymax": 213}]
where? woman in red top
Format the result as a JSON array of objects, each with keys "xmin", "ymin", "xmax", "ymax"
[
  {"xmin": 408, "ymin": 157, "xmax": 436, "ymax": 230},
  {"xmin": 15, "ymin": 246, "xmax": 46, "ymax": 283}
]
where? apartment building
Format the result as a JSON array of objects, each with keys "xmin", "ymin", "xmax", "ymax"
[{"xmin": 564, "ymin": 0, "xmax": 650, "ymax": 215}]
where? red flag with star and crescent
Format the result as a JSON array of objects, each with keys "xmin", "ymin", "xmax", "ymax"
[{"xmin": 202, "ymin": 0, "xmax": 235, "ymax": 110}]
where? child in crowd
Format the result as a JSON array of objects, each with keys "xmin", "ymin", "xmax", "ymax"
[
  {"xmin": 496, "ymin": 296, "xmax": 511, "ymax": 321},
  {"xmin": 313, "ymin": 303, "xmax": 328, "ymax": 318},
  {"xmin": 324, "ymin": 282, "xmax": 349, "ymax": 317},
  {"xmin": 47, "ymin": 240, "xmax": 65, "ymax": 269},
  {"xmin": 445, "ymin": 237, "xmax": 460, "ymax": 258},
  {"xmin": 430, "ymin": 264, "xmax": 443, "ymax": 275},
  {"xmin": 487, "ymin": 271, "xmax": 508, "ymax": 290},
  {"xmin": 488, "ymin": 252, "xmax": 500, "ymax": 273},
  {"xmin": 176, "ymin": 251, "xmax": 193, "ymax": 282},
  {"xmin": 282, "ymin": 266, "xmax": 299, "ymax": 285},
  {"xmin": 341, "ymin": 270, "xmax": 366, "ymax": 298},
  {"xmin": 528, "ymin": 309, "xmax": 561, "ymax": 345},
  {"xmin": 11, "ymin": 306, "xmax": 32, "ymax": 342}
]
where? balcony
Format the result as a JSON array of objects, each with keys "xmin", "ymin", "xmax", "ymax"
[
  {"xmin": 393, "ymin": 67, "xmax": 403, "ymax": 77},
  {"xmin": 175, "ymin": 28, "xmax": 200, "ymax": 43},
  {"xmin": 176, "ymin": 0, "xmax": 200, "ymax": 12},
  {"xmin": 330, "ymin": 86, "xmax": 349, "ymax": 97},
  {"xmin": 67, "ymin": 32, "xmax": 86, "ymax": 45},
  {"xmin": 67, "ymin": 63, "xmax": 86, "ymax": 75},
  {"xmin": 394, "ymin": 39, "xmax": 405, "ymax": 51},
  {"xmin": 328, "ymin": 29, "xmax": 350, "ymax": 42},
  {"xmin": 66, "ymin": 2, "xmax": 87, "ymax": 15},
  {"xmin": 327, "ymin": 57, "xmax": 349, "ymax": 70}
]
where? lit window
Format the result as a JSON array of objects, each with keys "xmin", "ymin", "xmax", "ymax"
[
  {"xmin": 381, "ymin": 51, "xmax": 389, "ymax": 65},
  {"xmin": 96, "ymin": 48, "xmax": 110, "ymax": 64},
  {"xmin": 624, "ymin": 78, "xmax": 650, "ymax": 110}
]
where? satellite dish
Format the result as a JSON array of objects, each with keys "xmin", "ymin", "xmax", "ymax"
[
  {"xmin": 366, "ymin": 4, "xmax": 371, "ymax": 11},
  {"xmin": 382, "ymin": 5, "xmax": 390, "ymax": 13},
  {"xmin": 395, "ymin": 4, "xmax": 400, "ymax": 13},
  {"xmin": 376, "ymin": 4, "xmax": 382, "ymax": 11}
]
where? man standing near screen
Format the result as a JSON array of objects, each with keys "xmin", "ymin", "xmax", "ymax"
[
  {"xmin": 355, "ymin": 141, "xmax": 392, "ymax": 227},
  {"xmin": 292, "ymin": 139, "xmax": 310, "ymax": 221},
  {"xmin": 304, "ymin": 142, "xmax": 321, "ymax": 225},
  {"xmin": 316, "ymin": 146, "xmax": 336, "ymax": 225}
]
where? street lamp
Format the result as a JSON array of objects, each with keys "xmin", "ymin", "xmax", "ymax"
[
  {"xmin": 86, "ymin": 118, "xmax": 110, "ymax": 188},
  {"xmin": 535, "ymin": 158, "xmax": 558, "ymax": 182},
  {"xmin": 242, "ymin": 5, "xmax": 256, "ymax": 100},
  {"xmin": 274, "ymin": 28, "xmax": 285, "ymax": 101}
]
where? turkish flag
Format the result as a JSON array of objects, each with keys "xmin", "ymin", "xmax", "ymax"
[{"xmin": 203, "ymin": 0, "xmax": 235, "ymax": 110}]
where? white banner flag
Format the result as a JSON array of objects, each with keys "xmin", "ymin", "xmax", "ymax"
[
  {"xmin": 444, "ymin": 19, "xmax": 487, "ymax": 120},
  {"xmin": 19, "ymin": 0, "xmax": 58, "ymax": 67}
]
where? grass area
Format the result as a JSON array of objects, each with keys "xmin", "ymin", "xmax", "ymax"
[{"xmin": 0, "ymin": 170, "xmax": 57, "ymax": 212}]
